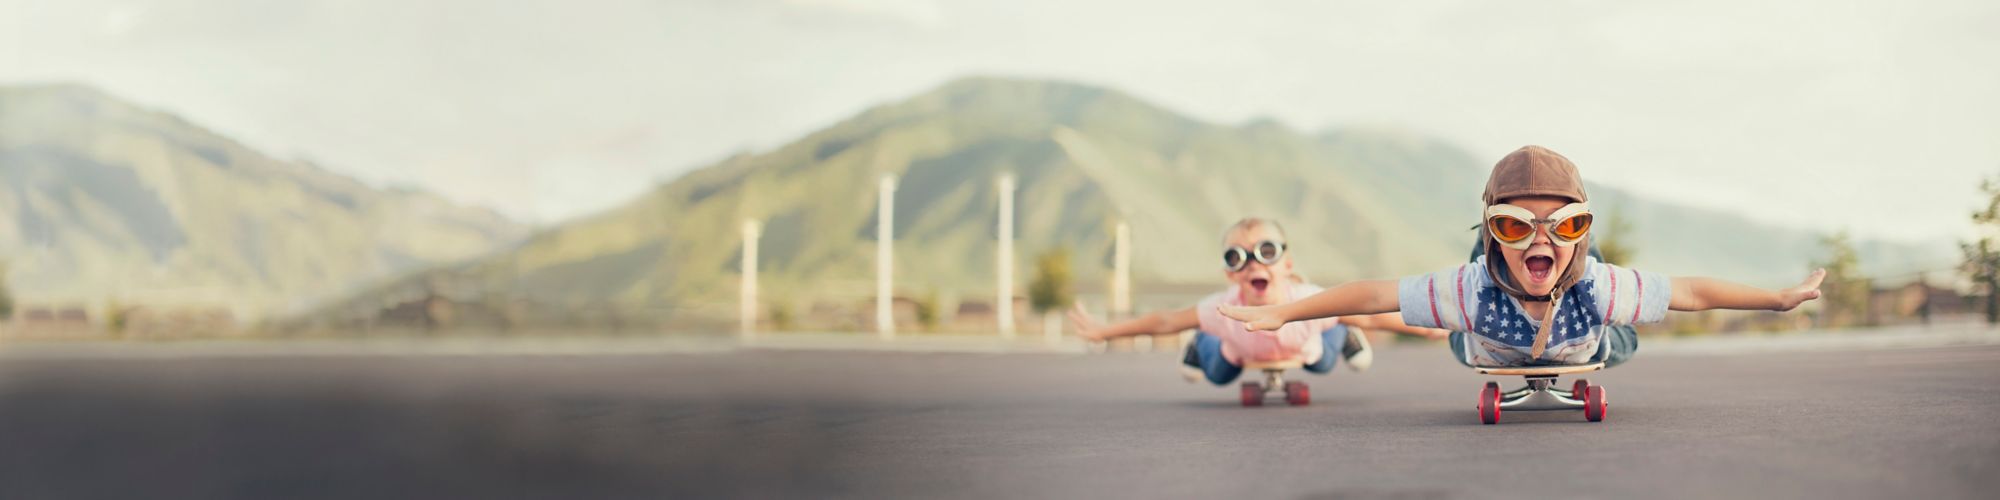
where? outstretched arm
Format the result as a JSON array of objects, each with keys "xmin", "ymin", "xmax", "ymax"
[
  {"xmin": 1217, "ymin": 280, "xmax": 1401, "ymax": 331},
  {"xmin": 1670, "ymin": 269, "xmax": 1825, "ymax": 312},
  {"xmin": 1068, "ymin": 303, "xmax": 1199, "ymax": 342},
  {"xmin": 1341, "ymin": 312, "xmax": 1450, "ymax": 340}
]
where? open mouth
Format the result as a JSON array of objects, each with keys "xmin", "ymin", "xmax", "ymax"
[
  {"xmin": 1525, "ymin": 256, "xmax": 1555, "ymax": 283},
  {"xmin": 1249, "ymin": 278, "xmax": 1271, "ymax": 294}
]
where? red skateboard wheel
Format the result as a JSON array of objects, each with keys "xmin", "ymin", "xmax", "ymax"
[
  {"xmin": 1478, "ymin": 381, "xmax": 1501, "ymax": 424},
  {"xmin": 1584, "ymin": 384, "xmax": 1608, "ymax": 422}
]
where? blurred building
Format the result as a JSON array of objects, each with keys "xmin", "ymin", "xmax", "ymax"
[{"xmin": 6, "ymin": 305, "xmax": 92, "ymax": 339}]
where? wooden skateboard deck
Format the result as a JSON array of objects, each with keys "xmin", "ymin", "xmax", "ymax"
[{"xmin": 1473, "ymin": 362, "xmax": 1604, "ymax": 376}]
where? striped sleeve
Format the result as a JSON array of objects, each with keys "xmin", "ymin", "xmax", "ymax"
[
  {"xmin": 1590, "ymin": 259, "xmax": 1673, "ymax": 326},
  {"xmin": 1397, "ymin": 263, "xmax": 1485, "ymax": 331}
]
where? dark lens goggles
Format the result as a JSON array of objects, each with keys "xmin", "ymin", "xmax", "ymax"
[{"xmin": 1222, "ymin": 240, "xmax": 1287, "ymax": 271}]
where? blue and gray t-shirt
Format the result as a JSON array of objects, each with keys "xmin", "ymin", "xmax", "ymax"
[{"xmin": 1398, "ymin": 256, "xmax": 1671, "ymax": 366}]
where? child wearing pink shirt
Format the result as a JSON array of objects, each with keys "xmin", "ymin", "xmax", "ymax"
[{"xmin": 1071, "ymin": 218, "xmax": 1445, "ymax": 385}]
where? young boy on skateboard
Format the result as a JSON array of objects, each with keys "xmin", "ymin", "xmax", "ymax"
[
  {"xmin": 1218, "ymin": 145, "xmax": 1824, "ymax": 368},
  {"xmin": 1069, "ymin": 218, "xmax": 1446, "ymax": 386}
]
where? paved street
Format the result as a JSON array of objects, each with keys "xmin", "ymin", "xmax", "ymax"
[{"xmin": 0, "ymin": 333, "xmax": 1996, "ymax": 499}]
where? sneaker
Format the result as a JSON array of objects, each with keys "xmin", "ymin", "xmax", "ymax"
[
  {"xmin": 1179, "ymin": 340, "xmax": 1204, "ymax": 383},
  {"xmin": 1342, "ymin": 328, "xmax": 1373, "ymax": 372}
]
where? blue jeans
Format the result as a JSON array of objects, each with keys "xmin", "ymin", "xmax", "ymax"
[
  {"xmin": 1447, "ymin": 325, "xmax": 1639, "ymax": 368},
  {"xmin": 1190, "ymin": 325, "xmax": 1347, "ymax": 385}
]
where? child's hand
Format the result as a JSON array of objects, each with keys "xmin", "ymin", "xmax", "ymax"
[
  {"xmin": 1776, "ymin": 268, "xmax": 1827, "ymax": 312},
  {"xmin": 1067, "ymin": 303, "xmax": 1107, "ymax": 341},
  {"xmin": 1217, "ymin": 304, "xmax": 1288, "ymax": 332}
]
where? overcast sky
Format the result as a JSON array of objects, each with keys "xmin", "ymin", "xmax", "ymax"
[{"xmin": 3, "ymin": 0, "xmax": 1995, "ymax": 244}]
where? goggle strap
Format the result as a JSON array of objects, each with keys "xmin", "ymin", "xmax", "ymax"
[{"xmin": 1528, "ymin": 294, "xmax": 1559, "ymax": 358}]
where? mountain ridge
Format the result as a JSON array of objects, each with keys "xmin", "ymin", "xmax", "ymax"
[
  {"xmin": 0, "ymin": 83, "xmax": 529, "ymax": 314},
  {"xmin": 290, "ymin": 75, "xmax": 1952, "ymax": 330}
]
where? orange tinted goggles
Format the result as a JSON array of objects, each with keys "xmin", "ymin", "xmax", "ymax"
[{"xmin": 1484, "ymin": 202, "xmax": 1592, "ymax": 250}]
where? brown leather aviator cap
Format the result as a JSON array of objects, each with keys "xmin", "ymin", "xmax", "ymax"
[{"xmin": 1482, "ymin": 145, "xmax": 1589, "ymax": 205}]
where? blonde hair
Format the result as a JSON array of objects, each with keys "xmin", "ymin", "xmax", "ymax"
[{"xmin": 1221, "ymin": 217, "xmax": 1287, "ymax": 246}]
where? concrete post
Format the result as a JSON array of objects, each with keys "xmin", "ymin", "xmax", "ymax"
[
  {"xmin": 740, "ymin": 219, "xmax": 760, "ymax": 339},
  {"xmin": 997, "ymin": 173, "xmax": 1016, "ymax": 338},
  {"xmin": 1113, "ymin": 220, "xmax": 1131, "ymax": 318},
  {"xmin": 877, "ymin": 174, "xmax": 897, "ymax": 340}
]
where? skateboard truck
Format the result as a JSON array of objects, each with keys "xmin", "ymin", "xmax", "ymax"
[
  {"xmin": 1474, "ymin": 363, "xmax": 1609, "ymax": 424},
  {"xmin": 1239, "ymin": 359, "xmax": 1310, "ymax": 407}
]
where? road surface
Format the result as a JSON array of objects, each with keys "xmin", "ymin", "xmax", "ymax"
[{"xmin": 0, "ymin": 335, "xmax": 1995, "ymax": 499}]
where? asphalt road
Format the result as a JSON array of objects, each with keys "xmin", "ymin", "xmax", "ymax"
[{"xmin": 1, "ymin": 338, "xmax": 1996, "ymax": 499}]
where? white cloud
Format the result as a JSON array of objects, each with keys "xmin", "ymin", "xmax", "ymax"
[
  {"xmin": 785, "ymin": 0, "xmax": 946, "ymax": 29},
  {"xmin": 95, "ymin": 4, "xmax": 146, "ymax": 37}
]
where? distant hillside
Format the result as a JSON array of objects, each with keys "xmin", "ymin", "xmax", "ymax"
[
  {"xmin": 296, "ymin": 76, "xmax": 1951, "ymax": 330},
  {"xmin": 0, "ymin": 84, "xmax": 527, "ymax": 313}
]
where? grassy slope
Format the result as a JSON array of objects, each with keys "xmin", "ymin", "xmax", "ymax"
[{"xmin": 0, "ymin": 84, "xmax": 526, "ymax": 312}]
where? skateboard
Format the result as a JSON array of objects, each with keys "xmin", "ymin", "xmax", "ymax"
[
  {"xmin": 1239, "ymin": 359, "xmax": 1310, "ymax": 407},
  {"xmin": 1473, "ymin": 363, "xmax": 1608, "ymax": 424}
]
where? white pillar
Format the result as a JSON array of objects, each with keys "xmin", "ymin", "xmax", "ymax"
[
  {"xmin": 877, "ymin": 174, "xmax": 897, "ymax": 340},
  {"xmin": 740, "ymin": 219, "xmax": 760, "ymax": 339},
  {"xmin": 997, "ymin": 173, "xmax": 1016, "ymax": 338},
  {"xmin": 1113, "ymin": 220, "xmax": 1131, "ymax": 318}
]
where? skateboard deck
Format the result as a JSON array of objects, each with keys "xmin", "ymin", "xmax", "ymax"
[
  {"xmin": 1472, "ymin": 362, "xmax": 1604, "ymax": 376},
  {"xmin": 1473, "ymin": 362, "xmax": 1610, "ymax": 424}
]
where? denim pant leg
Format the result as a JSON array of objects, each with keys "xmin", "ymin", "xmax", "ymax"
[
  {"xmin": 1448, "ymin": 328, "xmax": 1640, "ymax": 368},
  {"xmin": 1303, "ymin": 325, "xmax": 1345, "ymax": 374},
  {"xmin": 1449, "ymin": 331, "xmax": 1473, "ymax": 367},
  {"xmin": 1600, "ymin": 325, "xmax": 1639, "ymax": 368},
  {"xmin": 1193, "ymin": 332, "xmax": 1243, "ymax": 385}
]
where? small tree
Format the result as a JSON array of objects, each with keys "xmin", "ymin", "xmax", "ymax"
[
  {"xmin": 105, "ymin": 299, "xmax": 129, "ymax": 338},
  {"xmin": 1029, "ymin": 249, "xmax": 1073, "ymax": 313},
  {"xmin": 914, "ymin": 289, "xmax": 942, "ymax": 332},
  {"xmin": 1594, "ymin": 212, "xmax": 1637, "ymax": 266},
  {"xmin": 1028, "ymin": 249, "xmax": 1073, "ymax": 339},
  {"xmin": 0, "ymin": 260, "xmax": 13, "ymax": 322},
  {"xmin": 1963, "ymin": 173, "xmax": 2000, "ymax": 325},
  {"xmin": 1813, "ymin": 229, "xmax": 1870, "ymax": 328},
  {"xmin": 768, "ymin": 298, "xmax": 794, "ymax": 331}
]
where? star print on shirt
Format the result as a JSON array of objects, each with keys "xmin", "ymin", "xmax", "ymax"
[{"xmin": 1473, "ymin": 280, "xmax": 1607, "ymax": 349}]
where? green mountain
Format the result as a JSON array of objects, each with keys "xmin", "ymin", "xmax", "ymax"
[
  {"xmin": 0, "ymin": 84, "xmax": 527, "ymax": 314},
  {"xmin": 296, "ymin": 76, "xmax": 1949, "ymax": 330}
]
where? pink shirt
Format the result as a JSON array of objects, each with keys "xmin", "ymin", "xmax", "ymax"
[{"xmin": 1196, "ymin": 282, "xmax": 1342, "ymax": 365}]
